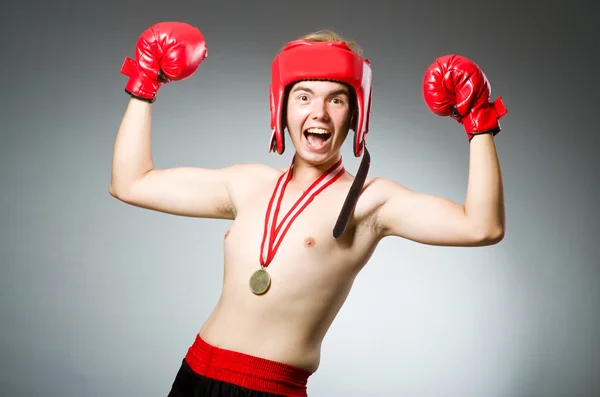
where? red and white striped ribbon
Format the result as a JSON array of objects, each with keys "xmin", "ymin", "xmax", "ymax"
[{"xmin": 260, "ymin": 157, "xmax": 345, "ymax": 266}]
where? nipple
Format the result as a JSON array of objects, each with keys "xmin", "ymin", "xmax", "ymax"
[
  {"xmin": 304, "ymin": 236, "xmax": 316, "ymax": 247},
  {"xmin": 224, "ymin": 229, "xmax": 230, "ymax": 239}
]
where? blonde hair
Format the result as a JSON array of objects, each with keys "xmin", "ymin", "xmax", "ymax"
[{"xmin": 279, "ymin": 29, "xmax": 364, "ymax": 57}]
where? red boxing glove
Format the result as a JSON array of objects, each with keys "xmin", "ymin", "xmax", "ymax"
[
  {"xmin": 121, "ymin": 21, "xmax": 208, "ymax": 103},
  {"xmin": 423, "ymin": 55, "xmax": 507, "ymax": 141}
]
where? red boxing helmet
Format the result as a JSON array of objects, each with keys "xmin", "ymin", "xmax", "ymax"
[{"xmin": 269, "ymin": 40, "xmax": 373, "ymax": 157}]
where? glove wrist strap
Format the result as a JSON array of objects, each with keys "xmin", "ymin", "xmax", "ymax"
[
  {"xmin": 464, "ymin": 97, "xmax": 507, "ymax": 140},
  {"xmin": 120, "ymin": 57, "xmax": 162, "ymax": 102}
]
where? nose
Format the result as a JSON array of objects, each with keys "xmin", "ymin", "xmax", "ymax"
[{"xmin": 310, "ymin": 99, "xmax": 330, "ymax": 121}]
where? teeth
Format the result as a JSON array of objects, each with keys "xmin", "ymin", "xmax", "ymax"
[{"xmin": 306, "ymin": 128, "xmax": 330, "ymax": 135}]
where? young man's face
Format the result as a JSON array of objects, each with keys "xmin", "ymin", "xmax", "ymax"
[{"xmin": 285, "ymin": 80, "xmax": 353, "ymax": 165}]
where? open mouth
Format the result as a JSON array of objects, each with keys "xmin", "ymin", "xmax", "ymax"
[{"xmin": 303, "ymin": 127, "xmax": 332, "ymax": 150}]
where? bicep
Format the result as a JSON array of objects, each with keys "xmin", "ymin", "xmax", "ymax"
[
  {"xmin": 114, "ymin": 166, "xmax": 236, "ymax": 219},
  {"xmin": 374, "ymin": 180, "xmax": 482, "ymax": 247}
]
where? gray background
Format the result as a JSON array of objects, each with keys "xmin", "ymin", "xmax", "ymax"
[{"xmin": 1, "ymin": 1, "xmax": 598, "ymax": 396}]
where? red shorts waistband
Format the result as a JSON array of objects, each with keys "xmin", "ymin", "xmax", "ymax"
[{"xmin": 184, "ymin": 334, "xmax": 312, "ymax": 397}]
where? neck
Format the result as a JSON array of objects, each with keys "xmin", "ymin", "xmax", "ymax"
[{"xmin": 289, "ymin": 153, "xmax": 343, "ymax": 185}]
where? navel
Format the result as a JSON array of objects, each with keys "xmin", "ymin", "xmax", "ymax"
[{"xmin": 304, "ymin": 236, "xmax": 316, "ymax": 247}]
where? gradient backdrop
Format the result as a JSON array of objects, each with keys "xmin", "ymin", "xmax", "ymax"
[{"xmin": 1, "ymin": 1, "xmax": 598, "ymax": 396}]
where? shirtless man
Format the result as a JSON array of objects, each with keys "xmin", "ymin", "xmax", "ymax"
[{"xmin": 109, "ymin": 22, "xmax": 507, "ymax": 397}]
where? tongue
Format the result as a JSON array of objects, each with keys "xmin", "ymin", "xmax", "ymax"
[{"xmin": 307, "ymin": 133, "xmax": 327, "ymax": 149}]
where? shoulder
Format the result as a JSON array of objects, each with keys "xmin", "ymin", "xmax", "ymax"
[
  {"xmin": 353, "ymin": 176, "xmax": 415, "ymax": 228},
  {"xmin": 224, "ymin": 163, "xmax": 283, "ymax": 213},
  {"xmin": 225, "ymin": 163, "xmax": 283, "ymax": 184},
  {"xmin": 359, "ymin": 176, "xmax": 412, "ymax": 207}
]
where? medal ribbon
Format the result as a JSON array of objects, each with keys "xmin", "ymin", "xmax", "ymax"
[{"xmin": 260, "ymin": 157, "xmax": 345, "ymax": 267}]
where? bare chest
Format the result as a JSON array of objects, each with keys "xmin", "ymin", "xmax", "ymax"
[
  {"xmin": 221, "ymin": 173, "xmax": 381, "ymax": 301},
  {"xmin": 225, "ymin": 186, "xmax": 346, "ymax": 268}
]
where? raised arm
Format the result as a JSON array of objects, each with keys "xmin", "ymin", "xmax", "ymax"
[
  {"xmin": 371, "ymin": 54, "xmax": 507, "ymax": 247},
  {"xmin": 109, "ymin": 22, "xmax": 239, "ymax": 220},
  {"xmin": 109, "ymin": 98, "xmax": 240, "ymax": 219},
  {"xmin": 373, "ymin": 133, "xmax": 504, "ymax": 246}
]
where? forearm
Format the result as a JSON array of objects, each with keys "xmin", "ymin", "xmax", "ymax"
[
  {"xmin": 463, "ymin": 133, "xmax": 505, "ymax": 240},
  {"xmin": 110, "ymin": 98, "xmax": 154, "ymax": 195}
]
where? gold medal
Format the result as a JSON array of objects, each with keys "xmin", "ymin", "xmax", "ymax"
[{"xmin": 249, "ymin": 268, "xmax": 271, "ymax": 295}]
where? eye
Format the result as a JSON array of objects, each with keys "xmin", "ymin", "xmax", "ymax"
[
  {"xmin": 298, "ymin": 95, "xmax": 309, "ymax": 101},
  {"xmin": 331, "ymin": 97, "xmax": 345, "ymax": 105}
]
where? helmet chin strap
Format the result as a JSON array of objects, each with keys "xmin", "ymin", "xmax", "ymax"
[{"xmin": 332, "ymin": 146, "xmax": 370, "ymax": 238}]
